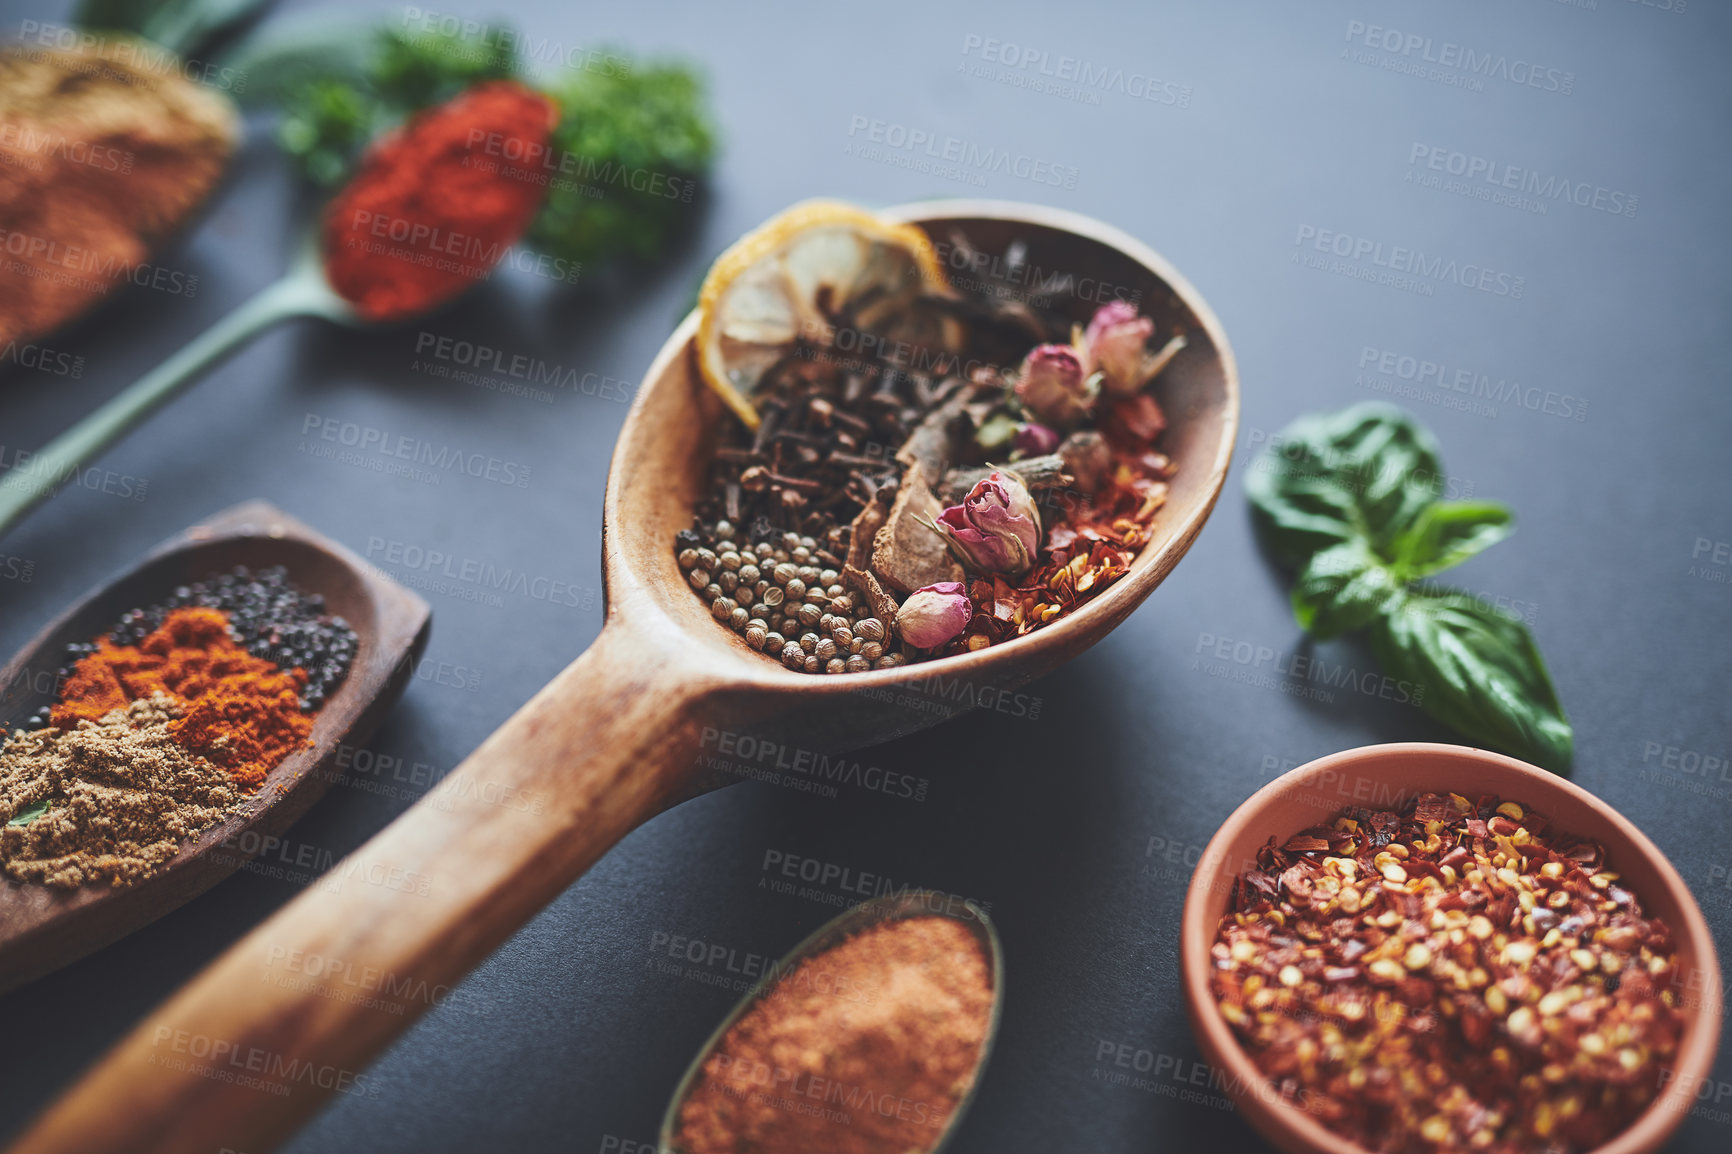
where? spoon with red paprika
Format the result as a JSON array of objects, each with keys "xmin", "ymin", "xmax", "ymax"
[{"xmin": 0, "ymin": 80, "xmax": 559, "ymax": 539}]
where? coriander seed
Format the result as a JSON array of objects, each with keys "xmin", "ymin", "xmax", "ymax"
[
  {"xmin": 856, "ymin": 618, "xmax": 885, "ymax": 642},
  {"xmin": 826, "ymin": 658, "xmax": 846, "ymax": 674}
]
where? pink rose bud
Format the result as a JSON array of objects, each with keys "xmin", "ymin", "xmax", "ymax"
[
  {"xmin": 933, "ymin": 469, "xmax": 1042, "ymax": 576},
  {"xmin": 1014, "ymin": 343, "xmax": 1091, "ymax": 427},
  {"xmin": 895, "ymin": 581, "xmax": 973, "ymax": 649},
  {"xmin": 1084, "ymin": 301, "xmax": 1157, "ymax": 396},
  {"xmin": 1014, "ymin": 422, "xmax": 1061, "ymax": 456}
]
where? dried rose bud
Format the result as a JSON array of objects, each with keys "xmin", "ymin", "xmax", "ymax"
[
  {"xmin": 895, "ymin": 582, "xmax": 972, "ymax": 649},
  {"xmin": 931, "ymin": 469, "xmax": 1041, "ymax": 576},
  {"xmin": 1084, "ymin": 301, "xmax": 1157, "ymax": 396},
  {"xmin": 1014, "ymin": 422, "xmax": 1060, "ymax": 456},
  {"xmin": 1014, "ymin": 343, "xmax": 1091, "ymax": 427}
]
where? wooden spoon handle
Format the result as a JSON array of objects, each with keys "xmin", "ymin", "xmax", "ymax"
[{"xmin": 10, "ymin": 624, "xmax": 718, "ymax": 1154}]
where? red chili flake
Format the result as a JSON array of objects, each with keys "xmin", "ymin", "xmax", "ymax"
[{"xmin": 1211, "ymin": 792, "xmax": 1685, "ymax": 1154}]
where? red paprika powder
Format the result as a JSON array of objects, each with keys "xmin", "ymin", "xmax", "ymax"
[{"xmin": 322, "ymin": 80, "xmax": 559, "ymax": 321}]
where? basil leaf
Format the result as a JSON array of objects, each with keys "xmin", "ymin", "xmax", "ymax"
[
  {"xmin": 1391, "ymin": 501, "xmax": 1515, "ymax": 579},
  {"xmin": 1246, "ymin": 470, "xmax": 1363, "ymax": 568},
  {"xmin": 1291, "ymin": 540, "xmax": 1405, "ymax": 640},
  {"xmin": 1246, "ymin": 403, "xmax": 1445, "ymax": 567},
  {"xmin": 1370, "ymin": 589, "xmax": 1572, "ymax": 772},
  {"xmin": 7, "ymin": 799, "xmax": 48, "ymax": 827}
]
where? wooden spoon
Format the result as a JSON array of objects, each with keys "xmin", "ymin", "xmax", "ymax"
[
  {"xmin": 0, "ymin": 501, "xmax": 430, "ymax": 994},
  {"xmin": 6, "ymin": 200, "xmax": 1239, "ymax": 1154}
]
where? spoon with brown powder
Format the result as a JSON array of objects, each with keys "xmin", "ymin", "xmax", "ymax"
[{"xmin": 662, "ymin": 891, "xmax": 1004, "ymax": 1154}]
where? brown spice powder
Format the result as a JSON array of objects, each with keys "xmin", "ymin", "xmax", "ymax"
[
  {"xmin": 0, "ymin": 38, "xmax": 237, "ymax": 344},
  {"xmin": 0, "ymin": 694, "xmax": 241, "ymax": 888},
  {"xmin": 676, "ymin": 915, "xmax": 993, "ymax": 1154}
]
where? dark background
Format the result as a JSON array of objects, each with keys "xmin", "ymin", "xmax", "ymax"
[{"xmin": 2, "ymin": 0, "xmax": 1728, "ymax": 1150}]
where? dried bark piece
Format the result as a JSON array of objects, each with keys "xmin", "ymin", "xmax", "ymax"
[
  {"xmin": 871, "ymin": 471, "xmax": 963, "ymax": 595},
  {"xmin": 842, "ymin": 564, "xmax": 900, "ymax": 625},
  {"xmin": 844, "ymin": 492, "xmax": 889, "ymax": 572},
  {"xmin": 939, "ymin": 455, "xmax": 1073, "ymax": 504},
  {"xmin": 895, "ymin": 381, "xmax": 976, "ymax": 487}
]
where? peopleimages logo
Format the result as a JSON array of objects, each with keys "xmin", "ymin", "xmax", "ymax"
[
  {"xmin": 1342, "ymin": 20, "xmax": 1575, "ymax": 95},
  {"xmin": 1407, "ymin": 144, "xmax": 1638, "ymax": 219},
  {"xmin": 958, "ymin": 34, "xmax": 1192, "ymax": 108},
  {"xmin": 1293, "ymin": 225, "xmax": 1525, "ymax": 299},
  {"xmin": 1357, "ymin": 346, "xmax": 1587, "ymax": 422},
  {"xmin": 845, "ymin": 115, "xmax": 1079, "ymax": 190}
]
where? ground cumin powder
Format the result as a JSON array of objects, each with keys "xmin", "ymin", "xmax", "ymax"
[
  {"xmin": 0, "ymin": 37, "xmax": 236, "ymax": 343},
  {"xmin": 675, "ymin": 914, "xmax": 994, "ymax": 1154},
  {"xmin": 0, "ymin": 694, "xmax": 240, "ymax": 887}
]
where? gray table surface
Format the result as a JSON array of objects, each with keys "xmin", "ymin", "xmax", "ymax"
[{"xmin": 1, "ymin": 0, "xmax": 1728, "ymax": 1150}]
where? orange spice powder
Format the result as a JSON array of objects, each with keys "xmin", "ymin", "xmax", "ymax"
[
  {"xmin": 675, "ymin": 915, "xmax": 994, "ymax": 1154},
  {"xmin": 53, "ymin": 607, "xmax": 312, "ymax": 788}
]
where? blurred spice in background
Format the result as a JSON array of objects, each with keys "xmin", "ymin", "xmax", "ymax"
[
  {"xmin": 676, "ymin": 915, "xmax": 993, "ymax": 1154},
  {"xmin": 0, "ymin": 36, "xmax": 236, "ymax": 344},
  {"xmin": 321, "ymin": 80, "xmax": 558, "ymax": 320}
]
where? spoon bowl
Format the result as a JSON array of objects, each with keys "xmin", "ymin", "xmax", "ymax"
[
  {"xmin": 606, "ymin": 199, "xmax": 1241, "ymax": 751},
  {"xmin": 658, "ymin": 890, "xmax": 1004, "ymax": 1154},
  {"xmin": 0, "ymin": 501, "xmax": 430, "ymax": 993},
  {"xmin": 11, "ymin": 199, "xmax": 1239, "ymax": 1154}
]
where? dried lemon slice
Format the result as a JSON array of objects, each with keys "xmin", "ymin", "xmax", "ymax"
[{"xmin": 695, "ymin": 200, "xmax": 949, "ymax": 428}]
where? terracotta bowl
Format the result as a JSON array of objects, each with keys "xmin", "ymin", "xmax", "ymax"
[{"xmin": 1179, "ymin": 742, "xmax": 1723, "ymax": 1154}]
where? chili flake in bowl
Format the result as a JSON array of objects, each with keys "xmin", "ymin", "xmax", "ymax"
[{"xmin": 1179, "ymin": 743, "xmax": 1722, "ymax": 1154}]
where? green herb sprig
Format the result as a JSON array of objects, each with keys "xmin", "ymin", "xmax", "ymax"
[{"xmin": 1246, "ymin": 403, "xmax": 1572, "ymax": 772}]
